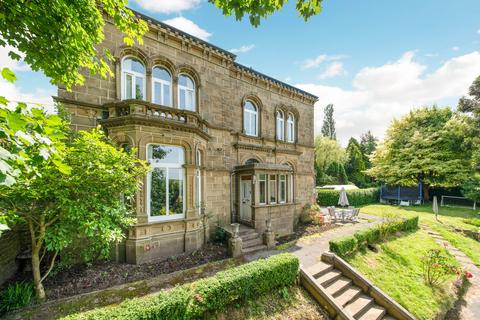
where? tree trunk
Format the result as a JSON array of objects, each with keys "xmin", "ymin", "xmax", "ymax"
[
  {"xmin": 423, "ymin": 184, "xmax": 430, "ymax": 202},
  {"xmin": 31, "ymin": 247, "xmax": 46, "ymax": 301}
]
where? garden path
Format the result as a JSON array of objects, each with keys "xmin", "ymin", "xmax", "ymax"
[
  {"xmin": 425, "ymin": 228, "xmax": 480, "ymax": 320},
  {"xmin": 244, "ymin": 213, "xmax": 383, "ymax": 267}
]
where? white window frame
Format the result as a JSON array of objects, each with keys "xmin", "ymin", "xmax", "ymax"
[
  {"xmin": 287, "ymin": 113, "xmax": 295, "ymax": 143},
  {"xmin": 146, "ymin": 144, "xmax": 186, "ymax": 222},
  {"xmin": 195, "ymin": 149, "xmax": 202, "ymax": 214},
  {"xmin": 178, "ymin": 74, "xmax": 196, "ymax": 111},
  {"xmin": 152, "ymin": 66, "xmax": 172, "ymax": 107},
  {"xmin": 121, "ymin": 57, "xmax": 146, "ymax": 100},
  {"xmin": 244, "ymin": 101, "xmax": 258, "ymax": 136},
  {"xmin": 269, "ymin": 174, "xmax": 277, "ymax": 204},
  {"xmin": 276, "ymin": 111, "xmax": 285, "ymax": 141},
  {"xmin": 259, "ymin": 174, "xmax": 267, "ymax": 205},
  {"xmin": 279, "ymin": 174, "xmax": 287, "ymax": 203}
]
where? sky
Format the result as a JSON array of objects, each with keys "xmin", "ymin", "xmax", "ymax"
[{"xmin": 2, "ymin": 0, "xmax": 480, "ymax": 145}]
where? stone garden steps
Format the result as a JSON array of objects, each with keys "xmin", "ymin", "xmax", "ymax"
[
  {"xmin": 300, "ymin": 252, "xmax": 416, "ymax": 320},
  {"xmin": 237, "ymin": 225, "xmax": 268, "ymax": 254}
]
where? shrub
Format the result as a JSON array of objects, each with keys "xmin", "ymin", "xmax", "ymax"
[
  {"xmin": 464, "ymin": 218, "xmax": 480, "ymax": 228},
  {"xmin": 317, "ymin": 187, "xmax": 379, "ymax": 206},
  {"xmin": 0, "ymin": 281, "xmax": 34, "ymax": 315},
  {"xmin": 300, "ymin": 204, "xmax": 324, "ymax": 225},
  {"xmin": 329, "ymin": 236, "xmax": 358, "ymax": 256},
  {"xmin": 330, "ymin": 216, "xmax": 419, "ymax": 256},
  {"xmin": 421, "ymin": 249, "xmax": 459, "ymax": 287},
  {"xmin": 62, "ymin": 253, "xmax": 299, "ymax": 320}
]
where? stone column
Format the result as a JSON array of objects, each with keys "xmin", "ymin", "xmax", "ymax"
[
  {"xmin": 263, "ymin": 219, "xmax": 275, "ymax": 249},
  {"xmin": 228, "ymin": 223, "xmax": 243, "ymax": 258}
]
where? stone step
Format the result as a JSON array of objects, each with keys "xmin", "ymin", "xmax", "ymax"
[
  {"xmin": 382, "ymin": 315, "xmax": 396, "ymax": 320},
  {"xmin": 306, "ymin": 261, "xmax": 333, "ymax": 278},
  {"xmin": 334, "ymin": 286, "xmax": 362, "ymax": 307},
  {"xmin": 325, "ymin": 276, "xmax": 352, "ymax": 296},
  {"xmin": 358, "ymin": 305, "xmax": 387, "ymax": 320},
  {"xmin": 242, "ymin": 244, "xmax": 267, "ymax": 254},
  {"xmin": 240, "ymin": 232, "xmax": 260, "ymax": 241},
  {"xmin": 316, "ymin": 269, "xmax": 343, "ymax": 287},
  {"xmin": 242, "ymin": 237, "xmax": 263, "ymax": 248},
  {"xmin": 344, "ymin": 294, "xmax": 374, "ymax": 318}
]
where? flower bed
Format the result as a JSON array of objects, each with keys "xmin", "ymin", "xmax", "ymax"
[{"xmin": 62, "ymin": 253, "xmax": 299, "ymax": 320}]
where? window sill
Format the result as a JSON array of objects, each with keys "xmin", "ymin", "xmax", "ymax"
[
  {"xmin": 147, "ymin": 214, "xmax": 185, "ymax": 223},
  {"xmin": 252, "ymin": 202, "xmax": 296, "ymax": 208}
]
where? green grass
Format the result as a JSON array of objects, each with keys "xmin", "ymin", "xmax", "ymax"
[
  {"xmin": 360, "ymin": 204, "xmax": 480, "ymax": 265},
  {"xmin": 345, "ymin": 230, "xmax": 459, "ymax": 320}
]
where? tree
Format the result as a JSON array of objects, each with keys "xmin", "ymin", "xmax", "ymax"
[
  {"xmin": 360, "ymin": 130, "xmax": 378, "ymax": 162},
  {"xmin": 0, "ymin": 127, "xmax": 148, "ymax": 300},
  {"xmin": 345, "ymin": 138, "xmax": 366, "ymax": 187},
  {"xmin": 321, "ymin": 104, "xmax": 336, "ymax": 140},
  {"xmin": 209, "ymin": 0, "xmax": 323, "ymax": 26},
  {"xmin": 326, "ymin": 162, "xmax": 348, "ymax": 185},
  {"xmin": 0, "ymin": 0, "xmax": 147, "ymax": 89},
  {"xmin": 366, "ymin": 107, "xmax": 473, "ymax": 200},
  {"xmin": 314, "ymin": 136, "xmax": 346, "ymax": 185},
  {"xmin": 458, "ymin": 75, "xmax": 480, "ymax": 200}
]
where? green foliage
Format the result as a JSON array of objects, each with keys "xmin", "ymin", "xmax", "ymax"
[
  {"xmin": 360, "ymin": 130, "xmax": 378, "ymax": 161},
  {"xmin": 421, "ymin": 249, "xmax": 459, "ymax": 287},
  {"xmin": 0, "ymin": 126, "xmax": 149, "ymax": 299},
  {"xmin": 325, "ymin": 162, "xmax": 348, "ymax": 185},
  {"xmin": 208, "ymin": 0, "xmax": 322, "ymax": 27},
  {"xmin": 213, "ymin": 226, "xmax": 226, "ymax": 243},
  {"xmin": 367, "ymin": 107, "xmax": 474, "ymax": 193},
  {"xmin": 0, "ymin": 281, "xmax": 34, "ymax": 315},
  {"xmin": 464, "ymin": 218, "xmax": 480, "ymax": 228},
  {"xmin": 317, "ymin": 187, "xmax": 379, "ymax": 206},
  {"xmin": 314, "ymin": 136, "xmax": 346, "ymax": 186},
  {"xmin": 321, "ymin": 104, "xmax": 336, "ymax": 140},
  {"xmin": 345, "ymin": 138, "xmax": 367, "ymax": 187},
  {"xmin": 62, "ymin": 253, "xmax": 299, "ymax": 320},
  {"xmin": 329, "ymin": 236, "xmax": 358, "ymax": 256},
  {"xmin": 0, "ymin": 0, "xmax": 147, "ymax": 89},
  {"xmin": 0, "ymin": 73, "xmax": 71, "ymax": 186},
  {"xmin": 329, "ymin": 216, "xmax": 419, "ymax": 256}
]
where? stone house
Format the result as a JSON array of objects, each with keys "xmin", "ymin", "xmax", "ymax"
[{"xmin": 56, "ymin": 11, "xmax": 317, "ymax": 264}]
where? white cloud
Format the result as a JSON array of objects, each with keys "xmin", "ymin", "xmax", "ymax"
[
  {"xmin": 318, "ymin": 62, "xmax": 346, "ymax": 80},
  {"xmin": 0, "ymin": 45, "xmax": 30, "ymax": 72},
  {"xmin": 424, "ymin": 53, "xmax": 438, "ymax": 57},
  {"xmin": 297, "ymin": 51, "xmax": 480, "ymax": 146},
  {"xmin": 0, "ymin": 78, "xmax": 55, "ymax": 113},
  {"xmin": 452, "ymin": 46, "xmax": 460, "ymax": 51},
  {"xmin": 162, "ymin": 17, "xmax": 212, "ymax": 41},
  {"xmin": 300, "ymin": 54, "xmax": 346, "ymax": 70},
  {"xmin": 477, "ymin": 28, "xmax": 480, "ymax": 34},
  {"xmin": 229, "ymin": 44, "xmax": 255, "ymax": 54},
  {"xmin": 132, "ymin": 0, "xmax": 201, "ymax": 14}
]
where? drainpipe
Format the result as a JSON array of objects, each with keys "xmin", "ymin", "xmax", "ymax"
[{"xmin": 230, "ymin": 171, "xmax": 235, "ymax": 225}]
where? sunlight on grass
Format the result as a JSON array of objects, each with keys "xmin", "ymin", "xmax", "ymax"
[
  {"xmin": 360, "ymin": 204, "xmax": 480, "ymax": 266},
  {"xmin": 345, "ymin": 230, "xmax": 459, "ymax": 320}
]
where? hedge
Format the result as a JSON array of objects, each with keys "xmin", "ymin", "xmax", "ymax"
[
  {"xmin": 317, "ymin": 187, "xmax": 379, "ymax": 206},
  {"xmin": 329, "ymin": 216, "xmax": 419, "ymax": 256},
  {"xmin": 62, "ymin": 253, "xmax": 299, "ymax": 320}
]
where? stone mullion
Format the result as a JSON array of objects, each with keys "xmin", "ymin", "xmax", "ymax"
[{"xmin": 184, "ymin": 164, "xmax": 197, "ymax": 219}]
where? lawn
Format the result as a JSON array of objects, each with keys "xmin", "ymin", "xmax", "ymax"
[
  {"xmin": 213, "ymin": 286, "xmax": 329, "ymax": 320},
  {"xmin": 345, "ymin": 229, "xmax": 459, "ymax": 320},
  {"xmin": 360, "ymin": 204, "xmax": 480, "ymax": 265}
]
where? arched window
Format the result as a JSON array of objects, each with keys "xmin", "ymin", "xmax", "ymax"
[
  {"xmin": 287, "ymin": 113, "xmax": 295, "ymax": 143},
  {"xmin": 195, "ymin": 149, "xmax": 202, "ymax": 214},
  {"xmin": 243, "ymin": 101, "xmax": 258, "ymax": 136},
  {"xmin": 152, "ymin": 66, "xmax": 172, "ymax": 106},
  {"xmin": 147, "ymin": 144, "xmax": 185, "ymax": 221},
  {"xmin": 122, "ymin": 57, "xmax": 145, "ymax": 100},
  {"xmin": 178, "ymin": 74, "xmax": 195, "ymax": 111},
  {"xmin": 276, "ymin": 111, "xmax": 285, "ymax": 141},
  {"xmin": 245, "ymin": 158, "xmax": 259, "ymax": 165}
]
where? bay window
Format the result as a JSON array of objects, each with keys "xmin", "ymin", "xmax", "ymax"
[
  {"xmin": 147, "ymin": 144, "xmax": 185, "ymax": 221},
  {"xmin": 269, "ymin": 175, "xmax": 277, "ymax": 204},
  {"xmin": 279, "ymin": 175, "xmax": 286, "ymax": 203},
  {"xmin": 259, "ymin": 174, "xmax": 267, "ymax": 204}
]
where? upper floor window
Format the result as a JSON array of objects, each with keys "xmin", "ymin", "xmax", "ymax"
[
  {"xmin": 243, "ymin": 101, "xmax": 258, "ymax": 136},
  {"xmin": 178, "ymin": 74, "xmax": 195, "ymax": 111},
  {"xmin": 287, "ymin": 113, "xmax": 295, "ymax": 143},
  {"xmin": 122, "ymin": 57, "xmax": 145, "ymax": 100},
  {"xmin": 152, "ymin": 66, "xmax": 172, "ymax": 106},
  {"xmin": 276, "ymin": 111, "xmax": 285, "ymax": 141}
]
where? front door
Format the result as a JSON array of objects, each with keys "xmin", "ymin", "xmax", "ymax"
[{"xmin": 240, "ymin": 177, "xmax": 252, "ymax": 222}]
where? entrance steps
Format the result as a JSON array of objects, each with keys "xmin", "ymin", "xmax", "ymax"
[
  {"xmin": 237, "ymin": 225, "xmax": 267, "ymax": 254},
  {"xmin": 300, "ymin": 252, "xmax": 415, "ymax": 320}
]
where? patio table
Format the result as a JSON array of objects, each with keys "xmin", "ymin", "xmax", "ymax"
[{"xmin": 335, "ymin": 208, "xmax": 353, "ymax": 222}]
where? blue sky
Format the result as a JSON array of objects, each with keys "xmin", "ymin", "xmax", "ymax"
[{"xmin": 2, "ymin": 0, "xmax": 480, "ymax": 145}]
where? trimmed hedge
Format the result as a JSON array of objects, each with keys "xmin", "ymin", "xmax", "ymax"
[
  {"xmin": 62, "ymin": 253, "xmax": 299, "ymax": 320},
  {"xmin": 317, "ymin": 187, "xmax": 379, "ymax": 206},
  {"xmin": 329, "ymin": 216, "xmax": 419, "ymax": 256}
]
